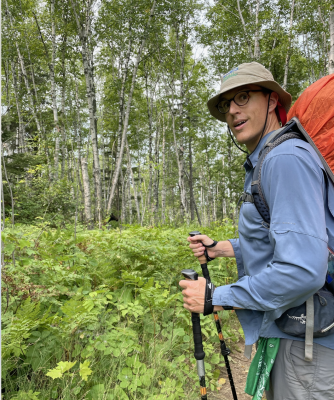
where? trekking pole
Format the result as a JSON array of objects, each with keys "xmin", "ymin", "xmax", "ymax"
[
  {"xmin": 181, "ymin": 268, "xmax": 207, "ymax": 400},
  {"xmin": 189, "ymin": 231, "xmax": 238, "ymax": 400}
]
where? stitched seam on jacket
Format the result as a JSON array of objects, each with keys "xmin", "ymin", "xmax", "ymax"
[{"xmin": 269, "ymin": 229, "xmax": 328, "ymax": 244}]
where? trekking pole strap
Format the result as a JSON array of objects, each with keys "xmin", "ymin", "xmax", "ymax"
[{"xmin": 203, "ymin": 280, "xmax": 216, "ymax": 316}]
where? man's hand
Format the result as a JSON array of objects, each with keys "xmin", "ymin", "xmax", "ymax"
[
  {"xmin": 187, "ymin": 235, "xmax": 235, "ymax": 260},
  {"xmin": 179, "ymin": 277, "xmax": 224, "ymax": 313},
  {"xmin": 179, "ymin": 277, "xmax": 206, "ymax": 313},
  {"xmin": 187, "ymin": 234, "xmax": 216, "ymax": 260}
]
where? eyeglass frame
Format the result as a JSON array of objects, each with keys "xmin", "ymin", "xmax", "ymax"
[{"xmin": 215, "ymin": 89, "xmax": 271, "ymax": 115}]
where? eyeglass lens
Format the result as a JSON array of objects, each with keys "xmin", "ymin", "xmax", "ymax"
[{"xmin": 217, "ymin": 91, "xmax": 250, "ymax": 114}]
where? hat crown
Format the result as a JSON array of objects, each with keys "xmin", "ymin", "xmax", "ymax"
[{"xmin": 220, "ymin": 62, "xmax": 274, "ymax": 91}]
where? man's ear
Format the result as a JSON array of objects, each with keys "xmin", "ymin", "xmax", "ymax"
[{"xmin": 268, "ymin": 92, "xmax": 279, "ymax": 113}]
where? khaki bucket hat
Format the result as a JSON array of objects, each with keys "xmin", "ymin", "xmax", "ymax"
[{"xmin": 207, "ymin": 62, "xmax": 292, "ymax": 123}]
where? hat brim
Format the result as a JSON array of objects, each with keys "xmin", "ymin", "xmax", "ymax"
[{"xmin": 207, "ymin": 80, "xmax": 292, "ymax": 123}]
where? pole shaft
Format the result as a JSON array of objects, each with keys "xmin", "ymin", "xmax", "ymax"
[{"xmin": 182, "ymin": 269, "xmax": 207, "ymax": 399}]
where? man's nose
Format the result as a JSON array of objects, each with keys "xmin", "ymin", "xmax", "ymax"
[{"xmin": 228, "ymin": 99, "xmax": 241, "ymax": 115}]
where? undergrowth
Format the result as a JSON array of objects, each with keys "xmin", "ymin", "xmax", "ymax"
[{"xmin": 1, "ymin": 222, "xmax": 242, "ymax": 399}]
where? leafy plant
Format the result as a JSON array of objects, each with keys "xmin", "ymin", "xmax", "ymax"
[{"xmin": 2, "ymin": 222, "xmax": 240, "ymax": 399}]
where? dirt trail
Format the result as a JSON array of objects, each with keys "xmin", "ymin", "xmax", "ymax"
[{"xmin": 214, "ymin": 341, "xmax": 266, "ymax": 400}]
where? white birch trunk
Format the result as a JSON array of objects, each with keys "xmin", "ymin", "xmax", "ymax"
[
  {"xmin": 237, "ymin": 0, "xmax": 253, "ymax": 58},
  {"xmin": 317, "ymin": 4, "xmax": 328, "ymax": 76},
  {"xmin": 283, "ymin": 0, "xmax": 295, "ymax": 89},
  {"xmin": 329, "ymin": 6, "xmax": 334, "ymax": 75},
  {"xmin": 125, "ymin": 137, "xmax": 141, "ymax": 222},
  {"xmin": 33, "ymin": 1, "xmax": 60, "ymax": 178},
  {"xmin": 153, "ymin": 118, "xmax": 160, "ymax": 225},
  {"xmin": 254, "ymin": 0, "xmax": 260, "ymax": 59},
  {"xmin": 61, "ymin": 41, "xmax": 67, "ymax": 178},
  {"xmin": 177, "ymin": 38, "xmax": 189, "ymax": 223},
  {"xmin": 81, "ymin": 157, "xmax": 92, "ymax": 227},
  {"xmin": 70, "ymin": 0, "xmax": 102, "ymax": 224},
  {"xmin": 107, "ymin": 0, "xmax": 156, "ymax": 213},
  {"xmin": 114, "ymin": 34, "xmax": 132, "ymax": 191},
  {"xmin": 161, "ymin": 114, "xmax": 166, "ymax": 225},
  {"xmin": 10, "ymin": 62, "xmax": 25, "ymax": 153}
]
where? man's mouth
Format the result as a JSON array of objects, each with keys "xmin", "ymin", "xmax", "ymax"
[{"xmin": 233, "ymin": 120, "xmax": 247, "ymax": 130}]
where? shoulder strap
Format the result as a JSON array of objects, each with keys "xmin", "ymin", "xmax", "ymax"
[{"xmin": 251, "ymin": 120, "xmax": 302, "ymax": 225}]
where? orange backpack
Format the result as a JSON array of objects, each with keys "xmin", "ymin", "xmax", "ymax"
[
  {"xmin": 287, "ymin": 74, "xmax": 334, "ymax": 183},
  {"xmin": 251, "ymin": 74, "xmax": 334, "ymax": 226}
]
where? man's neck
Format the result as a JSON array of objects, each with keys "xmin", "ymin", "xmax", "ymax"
[{"xmin": 247, "ymin": 115, "xmax": 281, "ymax": 153}]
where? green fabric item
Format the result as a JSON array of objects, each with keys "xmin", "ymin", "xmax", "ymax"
[{"xmin": 245, "ymin": 337, "xmax": 280, "ymax": 400}]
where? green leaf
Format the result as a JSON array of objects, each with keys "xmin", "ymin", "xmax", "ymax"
[
  {"xmin": 211, "ymin": 353, "xmax": 220, "ymax": 364},
  {"xmin": 87, "ymin": 384, "xmax": 105, "ymax": 400},
  {"xmin": 79, "ymin": 360, "xmax": 93, "ymax": 381},
  {"xmin": 46, "ymin": 361, "xmax": 77, "ymax": 380}
]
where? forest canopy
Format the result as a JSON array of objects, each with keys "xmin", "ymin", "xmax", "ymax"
[{"xmin": 2, "ymin": 0, "xmax": 334, "ymax": 228}]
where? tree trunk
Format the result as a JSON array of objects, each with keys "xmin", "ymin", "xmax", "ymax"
[
  {"xmin": 254, "ymin": 0, "xmax": 260, "ymax": 59},
  {"xmin": 237, "ymin": 0, "xmax": 253, "ymax": 58},
  {"xmin": 75, "ymin": 81, "xmax": 85, "ymax": 202},
  {"xmin": 188, "ymin": 136, "xmax": 195, "ymax": 221},
  {"xmin": 329, "ymin": 6, "xmax": 334, "ymax": 75},
  {"xmin": 10, "ymin": 62, "xmax": 25, "ymax": 153},
  {"xmin": 283, "ymin": 0, "xmax": 295, "ymax": 89},
  {"xmin": 61, "ymin": 36, "xmax": 67, "ymax": 178},
  {"xmin": 70, "ymin": 0, "xmax": 103, "ymax": 225},
  {"xmin": 121, "ymin": 168, "xmax": 126, "ymax": 224},
  {"xmin": 177, "ymin": 37, "xmax": 189, "ymax": 223},
  {"xmin": 33, "ymin": 2, "xmax": 60, "ymax": 179},
  {"xmin": 161, "ymin": 114, "xmax": 166, "ymax": 225},
  {"xmin": 81, "ymin": 157, "xmax": 93, "ymax": 228},
  {"xmin": 107, "ymin": 0, "xmax": 156, "ymax": 213},
  {"xmin": 113, "ymin": 32, "xmax": 132, "ymax": 206},
  {"xmin": 145, "ymin": 72, "xmax": 154, "ymax": 217},
  {"xmin": 125, "ymin": 137, "xmax": 141, "ymax": 223}
]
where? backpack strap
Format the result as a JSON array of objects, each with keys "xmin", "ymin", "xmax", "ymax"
[
  {"xmin": 250, "ymin": 120, "xmax": 302, "ymax": 225},
  {"xmin": 304, "ymin": 296, "xmax": 314, "ymax": 361}
]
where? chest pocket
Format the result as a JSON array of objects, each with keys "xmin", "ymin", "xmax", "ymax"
[{"xmin": 239, "ymin": 201, "xmax": 270, "ymax": 241}]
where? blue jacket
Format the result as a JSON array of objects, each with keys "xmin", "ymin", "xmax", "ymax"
[{"xmin": 213, "ymin": 134, "xmax": 334, "ymax": 349}]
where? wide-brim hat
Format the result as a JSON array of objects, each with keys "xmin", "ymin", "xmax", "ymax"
[{"xmin": 207, "ymin": 62, "xmax": 292, "ymax": 123}]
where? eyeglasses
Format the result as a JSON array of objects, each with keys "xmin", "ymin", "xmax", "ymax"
[{"xmin": 216, "ymin": 90, "xmax": 264, "ymax": 114}]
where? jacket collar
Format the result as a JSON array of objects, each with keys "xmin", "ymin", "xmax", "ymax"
[{"xmin": 243, "ymin": 132, "xmax": 275, "ymax": 172}]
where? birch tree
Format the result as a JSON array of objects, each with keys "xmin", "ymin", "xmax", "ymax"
[
  {"xmin": 329, "ymin": 5, "xmax": 334, "ymax": 74},
  {"xmin": 106, "ymin": 0, "xmax": 157, "ymax": 213},
  {"xmin": 70, "ymin": 0, "xmax": 103, "ymax": 225},
  {"xmin": 283, "ymin": 0, "xmax": 295, "ymax": 89}
]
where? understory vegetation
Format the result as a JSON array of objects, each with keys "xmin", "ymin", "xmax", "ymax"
[{"xmin": 1, "ymin": 222, "xmax": 242, "ymax": 400}]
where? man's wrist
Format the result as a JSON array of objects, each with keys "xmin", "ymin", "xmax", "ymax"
[{"xmin": 213, "ymin": 241, "xmax": 235, "ymax": 258}]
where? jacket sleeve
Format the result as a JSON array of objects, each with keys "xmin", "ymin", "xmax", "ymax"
[
  {"xmin": 213, "ymin": 144, "xmax": 329, "ymax": 321},
  {"xmin": 228, "ymin": 238, "xmax": 245, "ymax": 279}
]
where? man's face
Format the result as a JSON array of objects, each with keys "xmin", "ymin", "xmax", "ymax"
[{"xmin": 223, "ymin": 84, "xmax": 270, "ymax": 151}]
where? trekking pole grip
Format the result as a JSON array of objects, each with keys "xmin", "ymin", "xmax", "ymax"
[
  {"xmin": 189, "ymin": 231, "xmax": 210, "ymax": 280},
  {"xmin": 182, "ymin": 269, "xmax": 205, "ymax": 360}
]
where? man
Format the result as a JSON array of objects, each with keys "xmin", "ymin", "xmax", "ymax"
[{"xmin": 179, "ymin": 62, "xmax": 334, "ymax": 399}]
